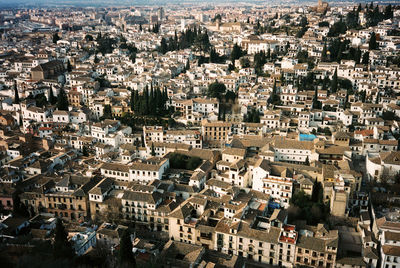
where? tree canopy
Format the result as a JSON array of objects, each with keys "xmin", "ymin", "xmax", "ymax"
[
  {"xmin": 169, "ymin": 153, "xmax": 202, "ymax": 170},
  {"xmin": 207, "ymin": 82, "xmax": 226, "ymax": 100},
  {"xmin": 131, "ymin": 86, "xmax": 169, "ymax": 116}
]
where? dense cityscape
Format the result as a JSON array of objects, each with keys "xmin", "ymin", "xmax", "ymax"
[{"xmin": 0, "ymin": 1, "xmax": 399, "ymax": 267}]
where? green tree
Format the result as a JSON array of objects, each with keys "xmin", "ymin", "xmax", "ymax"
[
  {"xmin": 321, "ymin": 44, "xmax": 328, "ymax": 62},
  {"xmin": 35, "ymin": 94, "xmax": 48, "ymax": 108},
  {"xmin": 194, "ymin": 31, "xmax": 211, "ymax": 53},
  {"xmin": 362, "ymin": 52, "xmax": 370, "ymax": 65},
  {"xmin": 52, "ymin": 33, "xmax": 61, "ymax": 44},
  {"xmin": 296, "ymin": 50, "xmax": 309, "ymax": 63},
  {"xmin": 119, "ymin": 229, "xmax": 135, "ymax": 267},
  {"xmin": 14, "ymin": 84, "xmax": 20, "ymax": 104},
  {"xmin": 96, "ymin": 32, "xmax": 102, "ymax": 41},
  {"xmin": 67, "ymin": 60, "xmax": 72, "ymax": 72},
  {"xmin": 131, "ymin": 89, "xmax": 137, "ymax": 112},
  {"xmin": 151, "ymin": 143, "xmax": 156, "ymax": 156},
  {"xmin": 53, "ymin": 218, "xmax": 74, "ymax": 259},
  {"xmin": 103, "ymin": 104, "xmax": 112, "ymax": 119},
  {"xmin": 323, "ymin": 127, "xmax": 332, "ymax": 136},
  {"xmin": 207, "ymin": 82, "xmax": 226, "ymax": 100},
  {"xmin": 82, "ymin": 146, "xmax": 89, "ymax": 157},
  {"xmin": 313, "ymin": 87, "xmax": 320, "ymax": 109},
  {"xmin": 268, "ymin": 80, "xmax": 281, "ymax": 106},
  {"xmin": 231, "ymin": 43, "xmax": 244, "ymax": 63},
  {"xmin": 305, "ymin": 156, "xmax": 310, "ymax": 166},
  {"xmin": 56, "ymin": 88, "xmax": 69, "ymax": 111},
  {"xmin": 186, "ymin": 156, "xmax": 202, "ymax": 170},
  {"xmin": 254, "ymin": 50, "xmax": 267, "ymax": 75},
  {"xmin": 266, "ymin": 48, "xmax": 271, "ymax": 59},
  {"xmin": 159, "ymin": 37, "xmax": 168, "ymax": 54},
  {"xmin": 209, "ymin": 47, "xmax": 220, "ymax": 63},
  {"xmin": 369, "ymin": 32, "xmax": 378, "ymax": 50},
  {"xmin": 300, "ymin": 16, "xmax": 308, "ymax": 28},
  {"xmin": 330, "ymin": 68, "xmax": 338, "ymax": 93},
  {"xmin": 252, "ymin": 108, "xmax": 260, "ymax": 123},
  {"xmin": 354, "ymin": 47, "xmax": 362, "ymax": 64},
  {"xmin": 49, "ymin": 88, "xmax": 57, "ymax": 105},
  {"xmin": 384, "ymin": 4, "xmax": 393, "ymax": 20},
  {"xmin": 96, "ymin": 34, "xmax": 117, "ymax": 55},
  {"xmin": 85, "ymin": 34, "xmax": 93, "ymax": 41},
  {"xmin": 346, "ymin": 10, "xmax": 360, "ymax": 29},
  {"xmin": 327, "ymin": 19, "xmax": 347, "ymax": 37},
  {"xmin": 185, "ymin": 59, "xmax": 190, "ymax": 71}
]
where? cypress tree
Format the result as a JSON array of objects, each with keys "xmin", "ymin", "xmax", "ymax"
[
  {"xmin": 155, "ymin": 88, "xmax": 163, "ymax": 115},
  {"xmin": 144, "ymin": 85, "xmax": 149, "ymax": 115},
  {"xmin": 134, "ymin": 90, "xmax": 139, "ymax": 113},
  {"xmin": 252, "ymin": 109, "xmax": 260, "ymax": 123},
  {"xmin": 362, "ymin": 52, "xmax": 370, "ymax": 65},
  {"xmin": 369, "ymin": 32, "xmax": 378, "ymax": 50},
  {"xmin": 305, "ymin": 156, "xmax": 310, "ymax": 166},
  {"xmin": 119, "ymin": 229, "xmax": 135, "ymax": 266},
  {"xmin": 150, "ymin": 87, "xmax": 155, "ymax": 115},
  {"xmin": 52, "ymin": 33, "xmax": 61, "ymax": 44},
  {"xmin": 103, "ymin": 105, "xmax": 112, "ymax": 119},
  {"xmin": 354, "ymin": 47, "xmax": 362, "ymax": 64},
  {"xmin": 53, "ymin": 218, "xmax": 74, "ymax": 259},
  {"xmin": 331, "ymin": 68, "xmax": 338, "ymax": 93},
  {"xmin": 151, "ymin": 143, "xmax": 156, "ymax": 156},
  {"xmin": 321, "ymin": 44, "xmax": 328, "ymax": 62},
  {"xmin": 57, "ymin": 88, "xmax": 69, "ymax": 111},
  {"xmin": 268, "ymin": 80, "xmax": 280, "ymax": 105},
  {"xmin": 14, "ymin": 82, "xmax": 20, "ymax": 104},
  {"xmin": 185, "ymin": 59, "xmax": 190, "ymax": 71},
  {"xmin": 82, "ymin": 146, "xmax": 89, "ymax": 157},
  {"xmin": 313, "ymin": 87, "xmax": 319, "ymax": 109},
  {"xmin": 131, "ymin": 89, "xmax": 136, "ymax": 112},
  {"xmin": 160, "ymin": 37, "xmax": 168, "ymax": 54},
  {"xmin": 67, "ymin": 60, "xmax": 72, "ymax": 72},
  {"xmin": 49, "ymin": 88, "xmax": 56, "ymax": 105},
  {"xmin": 163, "ymin": 87, "xmax": 168, "ymax": 102},
  {"xmin": 384, "ymin": 4, "xmax": 393, "ymax": 20},
  {"xmin": 375, "ymin": 93, "xmax": 380, "ymax": 104}
]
